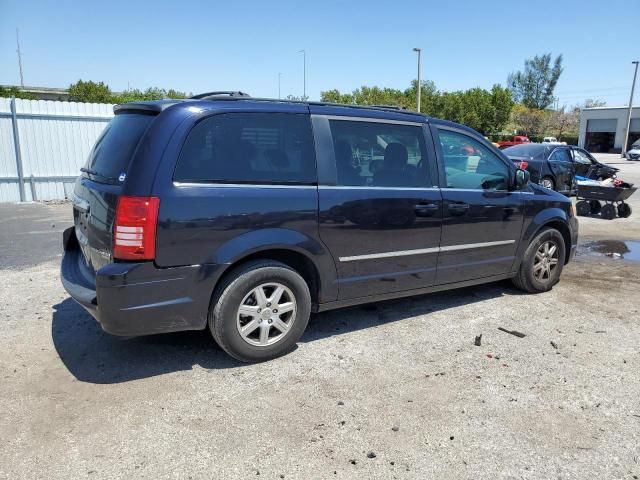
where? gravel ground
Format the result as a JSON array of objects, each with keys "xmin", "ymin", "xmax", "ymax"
[{"xmin": 1, "ymin": 156, "xmax": 639, "ymax": 479}]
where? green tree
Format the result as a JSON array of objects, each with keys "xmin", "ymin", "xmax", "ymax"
[
  {"xmin": 490, "ymin": 84, "xmax": 514, "ymax": 132},
  {"xmin": 114, "ymin": 87, "xmax": 189, "ymax": 103},
  {"xmin": 321, "ymin": 80, "xmax": 513, "ymax": 135},
  {"xmin": 510, "ymin": 104, "xmax": 548, "ymax": 136},
  {"xmin": 68, "ymin": 80, "xmax": 113, "ymax": 103},
  {"xmin": 546, "ymin": 106, "xmax": 579, "ymax": 140},
  {"xmin": 403, "ymin": 80, "xmax": 438, "ymax": 113},
  {"xmin": 508, "ymin": 53, "xmax": 563, "ymax": 109},
  {"xmin": 0, "ymin": 86, "xmax": 37, "ymax": 100}
]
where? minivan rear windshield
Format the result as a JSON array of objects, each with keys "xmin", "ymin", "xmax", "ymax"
[{"xmin": 83, "ymin": 113, "xmax": 155, "ymax": 183}]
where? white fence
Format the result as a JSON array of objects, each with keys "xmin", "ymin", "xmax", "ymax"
[{"xmin": 0, "ymin": 98, "xmax": 114, "ymax": 202}]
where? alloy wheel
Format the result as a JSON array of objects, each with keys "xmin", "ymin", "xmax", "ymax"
[
  {"xmin": 541, "ymin": 178, "xmax": 554, "ymax": 190},
  {"xmin": 236, "ymin": 283, "xmax": 297, "ymax": 347},
  {"xmin": 533, "ymin": 241, "xmax": 559, "ymax": 283}
]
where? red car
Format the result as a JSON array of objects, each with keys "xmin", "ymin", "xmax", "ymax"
[{"xmin": 497, "ymin": 135, "xmax": 531, "ymax": 149}]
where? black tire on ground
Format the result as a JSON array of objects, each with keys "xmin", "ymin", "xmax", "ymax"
[
  {"xmin": 540, "ymin": 176, "xmax": 555, "ymax": 191},
  {"xmin": 601, "ymin": 203, "xmax": 617, "ymax": 220},
  {"xmin": 618, "ymin": 203, "xmax": 632, "ymax": 218},
  {"xmin": 589, "ymin": 200, "xmax": 602, "ymax": 215},
  {"xmin": 208, "ymin": 260, "xmax": 311, "ymax": 363},
  {"xmin": 576, "ymin": 200, "xmax": 591, "ymax": 216},
  {"xmin": 512, "ymin": 227, "xmax": 566, "ymax": 294}
]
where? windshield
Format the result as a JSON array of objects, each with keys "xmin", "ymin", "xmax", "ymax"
[{"xmin": 83, "ymin": 113, "xmax": 155, "ymax": 183}]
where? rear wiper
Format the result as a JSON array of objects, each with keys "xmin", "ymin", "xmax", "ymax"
[{"xmin": 80, "ymin": 167, "xmax": 119, "ymax": 184}]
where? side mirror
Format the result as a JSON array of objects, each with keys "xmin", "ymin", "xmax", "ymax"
[{"xmin": 514, "ymin": 168, "xmax": 530, "ymax": 189}]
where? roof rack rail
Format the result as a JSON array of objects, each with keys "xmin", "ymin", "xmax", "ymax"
[
  {"xmin": 369, "ymin": 104, "xmax": 405, "ymax": 110},
  {"xmin": 189, "ymin": 94, "xmax": 423, "ymax": 116},
  {"xmin": 190, "ymin": 91, "xmax": 251, "ymax": 100}
]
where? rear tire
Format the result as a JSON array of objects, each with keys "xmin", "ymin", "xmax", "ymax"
[
  {"xmin": 208, "ymin": 260, "xmax": 311, "ymax": 363},
  {"xmin": 512, "ymin": 228, "xmax": 565, "ymax": 293},
  {"xmin": 541, "ymin": 176, "xmax": 555, "ymax": 191}
]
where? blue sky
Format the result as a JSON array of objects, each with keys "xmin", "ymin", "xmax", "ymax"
[{"xmin": 0, "ymin": 0, "xmax": 638, "ymax": 107}]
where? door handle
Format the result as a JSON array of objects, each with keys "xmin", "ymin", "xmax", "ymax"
[
  {"xmin": 448, "ymin": 202, "xmax": 469, "ymax": 215},
  {"xmin": 414, "ymin": 203, "xmax": 439, "ymax": 217}
]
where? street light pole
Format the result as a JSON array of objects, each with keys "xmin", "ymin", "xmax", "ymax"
[
  {"xmin": 16, "ymin": 28, "xmax": 24, "ymax": 87},
  {"xmin": 622, "ymin": 61, "xmax": 639, "ymax": 158},
  {"xmin": 278, "ymin": 73, "xmax": 282, "ymax": 99},
  {"xmin": 299, "ymin": 50, "xmax": 306, "ymax": 100},
  {"xmin": 413, "ymin": 48, "xmax": 422, "ymax": 113}
]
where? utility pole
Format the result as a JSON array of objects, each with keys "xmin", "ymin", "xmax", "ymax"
[
  {"xmin": 299, "ymin": 50, "xmax": 306, "ymax": 100},
  {"xmin": 16, "ymin": 28, "xmax": 24, "ymax": 87},
  {"xmin": 413, "ymin": 48, "xmax": 422, "ymax": 112},
  {"xmin": 622, "ymin": 60, "xmax": 639, "ymax": 158},
  {"xmin": 278, "ymin": 73, "xmax": 282, "ymax": 99}
]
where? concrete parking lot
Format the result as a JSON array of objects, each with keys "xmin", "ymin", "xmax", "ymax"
[{"xmin": 1, "ymin": 156, "xmax": 640, "ymax": 479}]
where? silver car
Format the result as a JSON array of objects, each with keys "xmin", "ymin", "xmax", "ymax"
[{"xmin": 627, "ymin": 140, "xmax": 640, "ymax": 161}]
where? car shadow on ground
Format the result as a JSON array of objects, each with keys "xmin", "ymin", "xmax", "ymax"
[{"xmin": 52, "ymin": 280, "xmax": 521, "ymax": 385}]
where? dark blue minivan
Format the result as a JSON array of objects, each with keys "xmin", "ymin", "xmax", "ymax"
[{"xmin": 61, "ymin": 93, "xmax": 578, "ymax": 362}]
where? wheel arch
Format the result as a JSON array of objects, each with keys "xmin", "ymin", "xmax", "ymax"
[
  {"xmin": 517, "ymin": 208, "xmax": 572, "ymax": 268},
  {"xmin": 210, "ymin": 228, "xmax": 338, "ymax": 308}
]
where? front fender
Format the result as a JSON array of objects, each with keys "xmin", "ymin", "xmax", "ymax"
[
  {"xmin": 514, "ymin": 206, "xmax": 571, "ymax": 270},
  {"xmin": 212, "ymin": 228, "xmax": 338, "ymax": 303}
]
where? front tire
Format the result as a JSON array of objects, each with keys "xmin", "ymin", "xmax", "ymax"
[
  {"xmin": 209, "ymin": 260, "xmax": 311, "ymax": 362},
  {"xmin": 512, "ymin": 228, "xmax": 566, "ymax": 293}
]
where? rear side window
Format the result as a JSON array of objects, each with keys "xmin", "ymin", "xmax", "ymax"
[
  {"xmin": 328, "ymin": 119, "xmax": 429, "ymax": 187},
  {"xmin": 84, "ymin": 113, "xmax": 154, "ymax": 183},
  {"xmin": 549, "ymin": 148, "xmax": 572, "ymax": 162},
  {"xmin": 174, "ymin": 113, "xmax": 316, "ymax": 184}
]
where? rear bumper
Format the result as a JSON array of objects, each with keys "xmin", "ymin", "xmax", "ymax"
[{"xmin": 60, "ymin": 227, "xmax": 219, "ymax": 336}]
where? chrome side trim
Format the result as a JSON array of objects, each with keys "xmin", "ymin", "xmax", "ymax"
[
  {"xmin": 438, "ymin": 240, "xmax": 516, "ymax": 252},
  {"xmin": 338, "ymin": 240, "xmax": 516, "ymax": 262},
  {"xmin": 173, "ymin": 182, "xmax": 317, "ymax": 189},
  {"xmin": 339, "ymin": 247, "xmax": 440, "ymax": 262},
  {"xmin": 318, "ymin": 185, "xmax": 439, "ymax": 191}
]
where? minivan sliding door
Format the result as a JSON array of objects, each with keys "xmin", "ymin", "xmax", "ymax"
[{"xmin": 313, "ymin": 113, "xmax": 443, "ymax": 300}]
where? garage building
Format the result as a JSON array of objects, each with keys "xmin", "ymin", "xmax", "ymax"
[{"xmin": 579, "ymin": 106, "xmax": 640, "ymax": 153}]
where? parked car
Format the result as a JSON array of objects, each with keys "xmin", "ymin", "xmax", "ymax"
[
  {"xmin": 497, "ymin": 135, "xmax": 531, "ymax": 149},
  {"xmin": 61, "ymin": 93, "xmax": 578, "ymax": 362},
  {"xmin": 626, "ymin": 140, "xmax": 640, "ymax": 161},
  {"xmin": 503, "ymin": 143, "xmax": 575, "ymax": 194},
  {"xmin": 542, "ymin": 137, "xmax": 567, "ymax": 145},
  {"xmin": 570, "ymin": 146, "xmax": 618, "ymax": 180}
]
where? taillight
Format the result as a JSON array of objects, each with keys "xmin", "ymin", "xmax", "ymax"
[
  {"xmin": 515, "ymin": 161, "xmax": 529, "ymax": 170},
  {"xmin": 113, "ymin": 196, "xmax": 160, "ymax": 261}
]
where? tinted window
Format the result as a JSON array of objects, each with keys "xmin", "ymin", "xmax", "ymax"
[
  {"xmin": 549, "ymin": 148, "xmax": 572, "ymax": 162},
  {"xmin": 174, "ymin": 113, "xmax": 316, "ymax": 184},
  {"xmin": 573, "ymin": 149, "xmax": 594, "ymax": 165},
  {"xmin": 502, "ymin": 144, "xmax": 546, "ymax": 158},
  {"xmin": 84, "ymin": 113, "xmax": 154, "ymax": 183},
  {"xmin": 438, "ymin": 129, "xmax": 510, "ymax": 190},
  {"xmin": 328, "ymin": 119, "xmax": 429, "ymax": 187}
]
